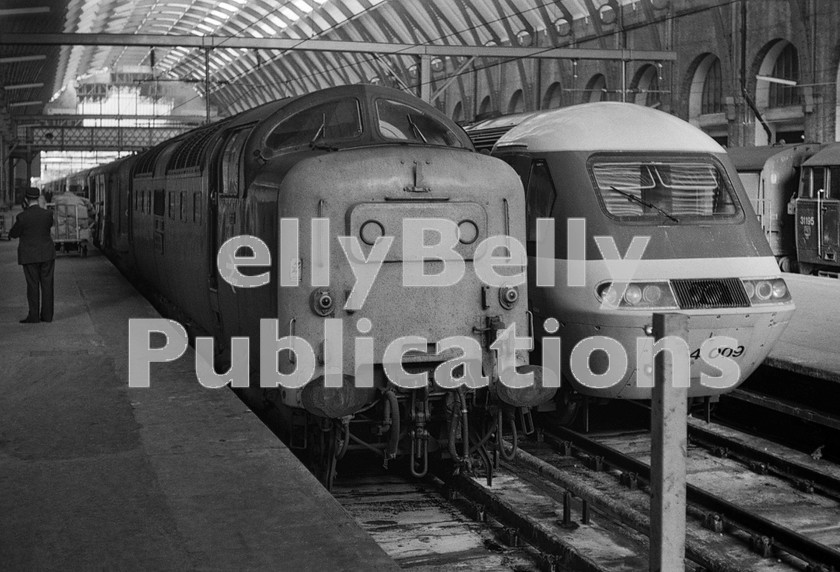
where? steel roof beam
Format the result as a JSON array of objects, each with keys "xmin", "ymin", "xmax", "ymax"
[
  {"xmin": 0, "ymin": 33, "xmax": 677, "ymax": 61},
  {"xmin": 0, "ymin": 54, "xmax": 47, "ymax": 64},
  {"xmin": 0, "ymin": 7, "xmax": 50, "ymax": 17},
  {"xmin": 13, "ymin": 114, "xmax": 207, "ymax": 123},
  {"xmin": 4, "ymin": 83, "xmax": 45, "ymax": 91}
]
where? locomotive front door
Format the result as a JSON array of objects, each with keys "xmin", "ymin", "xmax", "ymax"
[
  {"xmin": 796, "ymin": 196, "xmax": 840, "ymax": 267},
  {"xmin": 821, "ymin": 199, "xmax": 840, "ymax": 262}
]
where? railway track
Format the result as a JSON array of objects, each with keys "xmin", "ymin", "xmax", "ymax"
[
  {"xmin": 252, "ymin": 369, "xmax": 840, "ymax": 570},
  {"xmin": 537, "ymin": 419, "xmax": 840, "ymax": 571},
  {"xmin": 332, "ymin": 468, "xmax": 544, "ymax": 571},
  {"xmin": 334, "ymin": 413, "xmax": 840, "ymax": 570}
]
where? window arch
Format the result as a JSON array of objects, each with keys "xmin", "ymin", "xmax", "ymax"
[
  {"xmin": 585, "ymin": 74, "xmax": 607, "ymax": 102},
  {"xmin": 631, "ymin": 64, "xmax": 661, "ymax": 107},
  {"xmin": 754, "ymin": 40, "xmax": 804, "ymax": 145},
  {"xmin": 688, "ymin": 54, "xmax": 724, "ymax": 118},
  {"xmin": 687, "ymin": 53, "xmax": 728, "ymax": 145},
  {"xmin": 542, "ymin": 82, "xmax": 563, "ymax": 109},
  {"xmin": 702, "ymin": 58, "xmax": 723, "ymax": 114},
  {"xmin": 452, "ymin": 101, "xmax": 463, "ymax": 123},
  {"xmin": 478, "ymin": 95, "xmax": 492, "ymax": 117},
  {"xmin": 508, "ymin": 89, "xmax": 524, "ymax": 114},
  {"xmin": 769, "ymin": 43, "xmax": 799, "ymax": 108}
]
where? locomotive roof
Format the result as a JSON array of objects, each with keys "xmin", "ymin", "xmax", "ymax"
[
  {"xmin": 495, "ymin": 102, "xmax": 725, "ymax": 154},
  {"xmin": 802, "ymin": 142, "xmax": 840, "ymax": 167}
]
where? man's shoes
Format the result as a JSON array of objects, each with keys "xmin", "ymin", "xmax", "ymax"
[
  {"xmin": 19, "ymin": 318, "xmax": 40, "ymax": 324},
  {"xmin": 41, "ymin": 319, "xmax": 52, "ymax": 323}
]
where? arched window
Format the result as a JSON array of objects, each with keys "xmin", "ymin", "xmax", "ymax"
[
  {"xmin": 585, "ymin": 74, "xmax": 607, "ymax": 102},
  {"xmin": 755, "ymin": 40, "xmax": 803, "ymax": 145},
  {"xmin": 542, "ymin": 82, "xmax": 562, "ymax": 109},
  {"xmin": 702, "ymin": 58, "xmax": 723, "ymax": 114},
  {"xmin": 508, "ymin": 89, "xmax": 524, "ymax": 114},
  {"xmin": 452, "ymin": 101, "xmax": 463, "ymax": 123},
  {"xmin": 478, "ymin": 95, "xmax": 492, "ymax": 116},
  {"xmin": 687, "ymin": 54, "xmax": 728, "ymax": 145},
  {"xmin": 632, "ymin": 64, "xmax": 660, "ymax": 107},
  {"xmin": 769, "ymin": 43, "xmax": 799, "ymax": 108}
]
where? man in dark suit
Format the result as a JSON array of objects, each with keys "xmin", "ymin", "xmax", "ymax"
[{"xmin": 10, "ymin": 187, "xmax": 56, "ymax": 324}]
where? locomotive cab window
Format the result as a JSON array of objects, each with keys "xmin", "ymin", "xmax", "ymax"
[
  {"xmin": 590, "ymin": 155, "xmax": 741, "ymax": 223},
  {"xmin": 809, "ymin": 167, "xmax": 825, "ymax": 198},
  {"xmin": 265, "ymin": 98, "xmax": 361, "ymax": 150},
  {"xmin": 375, "ymin": 99, "xmax": 465, "ymax": 148},
  {"xmin": 829, "ymin": 167, "xmax": 840, "ymax": 199}
]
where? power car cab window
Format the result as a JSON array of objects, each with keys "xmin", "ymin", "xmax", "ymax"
[
  {"xmin": 375, "ymin": 98, "xmax": 465, "ymax": 148},
  {"xmin": 265, "ymin": 98, "xmax": 362, "ymax": 150},
  {"xmin": 590, "ymin": 155, "xmax": 741, "ymax": 223},
  {"xmin": 525, "ymin": 160, "xmax": 557, "ymax": 242}
]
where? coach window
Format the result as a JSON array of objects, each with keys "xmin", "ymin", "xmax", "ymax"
[
  {"xmin": 525, "ymin": 161, "xmax": 557, "ymax": 243},
  {"xmin": 193, "ymin": 193, "xmax": 202, "ymax": 224},
  {"xmin": 168, "ymin": 192, "xmax": 176, "ymax": 219},
  {"xmin": 153, "ymin": 190, "xmax": 165, "ymax": 217},
  {"xmin": 266, "ymin": 98, "xmax": 361, "ymax": 150},
  {"xmin": 180, "ymin": 192, "xmax": 187, "ymax": 221}
]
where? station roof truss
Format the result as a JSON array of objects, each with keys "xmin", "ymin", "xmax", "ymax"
[{"xmin": 0, "ymin": 0, "xmax": 677, "ymax": 152}]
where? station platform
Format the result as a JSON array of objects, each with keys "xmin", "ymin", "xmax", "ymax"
[
  {"xmin": 766, "ymin": 273, "xmax": 840, "ymax": 383},
  {"xmin": 0, "ymin": 239, "xmax": 397, "ymax": 570}
]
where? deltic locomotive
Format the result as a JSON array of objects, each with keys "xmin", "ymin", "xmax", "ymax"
[{"xmin": 59, "ymin": 85, "xmax": 555, "ymax": 487}]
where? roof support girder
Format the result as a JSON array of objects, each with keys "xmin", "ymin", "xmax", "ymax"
[{"xmin": 0, "ymin": 32, "xmax": 677, "ymax": 61}]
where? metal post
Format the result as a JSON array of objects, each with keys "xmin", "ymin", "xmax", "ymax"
[
  {"xmin": 0, "ymin": 133, "xmax": 6, "ymax": 206},
  {"xmin": 649, "ymin": 312, "xmax": 688, "ymax": 572},
  {"xmin": 621, "ymin": 60, "xmax": 626, "ymax": 103},
  {"xmin": 25, "ymin": 146, "xmax": 32, "ymax": 187},
  {"xmin": 8, "ymin": 156, "xmax": 16, "ymax": 205},
  {"xmin": 419, "ymin": 53, "xmax": 432, "ymax": 103},
  {"xmin": 204, "ymin": 48, "xmax": 211, "ymax": 124}
]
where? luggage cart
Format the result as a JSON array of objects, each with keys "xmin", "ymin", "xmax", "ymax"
[{"xmin": 49, "ymin": 202, "xmax": 90, "ymax": 257}]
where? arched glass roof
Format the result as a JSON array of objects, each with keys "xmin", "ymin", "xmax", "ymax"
[{"xmin": 0, "ymin": 0, "xmax": 653, "ymax": 126}]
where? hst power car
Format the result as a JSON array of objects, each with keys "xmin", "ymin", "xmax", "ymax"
[{"xmin": 474, "ymin": 102, "xmax": 795, "ymax": 413}]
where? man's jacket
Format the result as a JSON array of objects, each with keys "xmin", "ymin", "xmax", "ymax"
[{"xmin": 10, "ymin": 206, "xmax": 55, "ymax": 265}]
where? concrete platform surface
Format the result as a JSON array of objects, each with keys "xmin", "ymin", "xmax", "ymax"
[
  {"xmin": 766, "ymin": 273, "xmax": 840, "ymax": 382},
  {"xmin": 0, "ymin": 240, "xmax": 397, "ymax": 571}
]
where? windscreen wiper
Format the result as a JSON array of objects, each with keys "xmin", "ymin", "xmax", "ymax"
[
  {"xmin": 406, "ymin": 114, "xmax": 427, "ymax": 143},
  {"xmin": 309, "ymin": 114, "xmax": 338, "ymax": 151},
  {"xmin": 609, "ymin": 185, "xmax": 679, "ymax": 223}
]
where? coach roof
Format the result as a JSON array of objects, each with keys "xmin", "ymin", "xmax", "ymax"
[{"xmin": 495, "ymin": 102, "xmax": 725, "ymax": 154}]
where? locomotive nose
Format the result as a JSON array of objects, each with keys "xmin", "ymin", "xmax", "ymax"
[{"xmin": 494, "ymin": 364, "xmax": 558, "ymax": 408}]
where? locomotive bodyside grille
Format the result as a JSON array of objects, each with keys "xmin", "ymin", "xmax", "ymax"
[
  {"xmin": 468, "ymin": 127, "xmax": 514, "ymax": 152},
  {"xmin": 670, "ymin": 278, "xmax": 750, "ymax": 310}
]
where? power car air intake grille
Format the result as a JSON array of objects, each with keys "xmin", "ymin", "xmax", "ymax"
[
  {"xmin": 467, "ymin": 127, "xmax": 513, "ymax": 152},
  {"xmin": 670, "ymin": 278, "xmax": 750, "ymax": 310}
]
